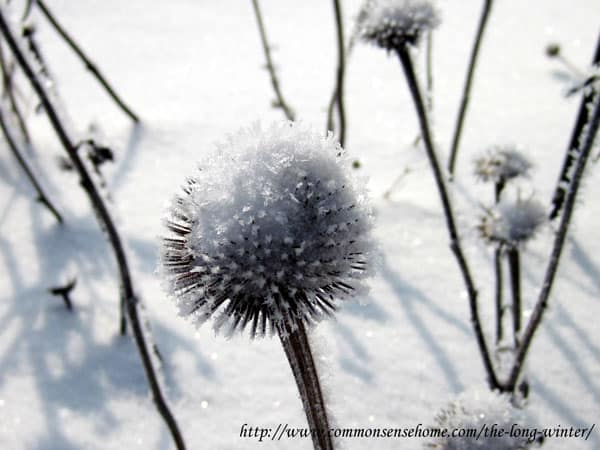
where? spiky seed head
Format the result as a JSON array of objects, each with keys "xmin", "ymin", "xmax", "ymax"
[
  {"xmin": 358, "ymin": 0, "xmax": 440, "ymax": 51},
  {"xmin": 478, "ymin": 196, "xmax": 546, "ymax": 248},
  {"xmin": 159, "ymin": 122, "xmax": 375, "ymax": 338},
  {"xmin": 474, "ymin": 146, "xmax": 532, "ymax": 184},
  {"xmin": 425, "ymin": 387, "xmax": 539, "ymax": 450}
]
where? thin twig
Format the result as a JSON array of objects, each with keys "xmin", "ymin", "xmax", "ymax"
[
  {"xmin": 549, "ymin": 32, "xmax": 600, "ymax": 220},
  {"xmin": 34, "ymin": 0, "xmax": 139, "ymax": 122},
  {"xmin": 327, "ymin": 0, "xmax": 347, "ymax": 147},
  {"xmin": 0, "ymin": 104, "xmax": 63, "ymax": 223},
  {"xmin": 504, "ymin": 92, "xmax": 600, "ymax": 391},
  {"xmin": 447, "ymin": 0, "xmax": 494, "ymax": 176},
  {"xmin": 0, "ymin": 12, "xmax": 184, "ymax": 449},
  {"xmin": 48, "ymin": 278, "xmax": 76, "ymax": 311},
  {"xmin": 279, "ymin": 321, "xmax": 334, "ymax": 450},
  {"xmin": 493, "ymin": 245, "xmax": 503, "ymax": 343},
  {"xmin": 0, "ymin": 40, "xmax": 32, "ymax": 145},
  {"xmin": 396, "ymin": 47, "xmax": 500, "ymax": 389},
  {"xmin": 250, "ymin": 0, "xmax": 295, "ymax": 121}
]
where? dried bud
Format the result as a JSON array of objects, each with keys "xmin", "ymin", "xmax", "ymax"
[
  {"xmin": 358, "ymin": 0, "xmax": 440, "ymax": 51},
  {"xmin": 478, "ymin": 196, "xmax": 546, "ymax": 248},
  {"xmin": 474, "ymin": 146, "xmax": 532, "ymax": 184},
  {"xmin": 160, "ymin": 122, "xmax": 375, "ymax": 338},
  {"xmin": 545, "ymin": 43, "xmax": 560, "ymax": 58}
]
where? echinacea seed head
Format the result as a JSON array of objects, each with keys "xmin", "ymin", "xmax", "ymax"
[
  {"xmin": 426, "ymin": 387, "xmax": 539, "ymax": 450},
  {"xmin": 478, "ymin": 196, "xmax": 546, "ymax": 248},
  {"xmin": 474, "ymin": 145, "xmax": 532, "ymax": 184},
  {"xmin": 159, "ymin": 121, "xmax": 375, "ymax": 338},
  {"xmin": 358, "ymin": 0, "xmax": 440, "ymax": 51}
]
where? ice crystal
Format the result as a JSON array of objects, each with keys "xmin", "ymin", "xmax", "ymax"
[
  {"xmin": 160, "ymin": 121, "xmax": 374, "ymax": 338},
  {"xmin": 358, "ymin": 0, "xmax": 440, "ymax": 50},
  {"xmin": 426, "ymin": 387, "xmax": 539, "ymax": 450},
  {"xmin": 478, "ymin": 196, "xmax": 546, "ymax": 248},
  {"xmin": 474, "ymin": 146, "xmax": 531, "ymax": 184}
]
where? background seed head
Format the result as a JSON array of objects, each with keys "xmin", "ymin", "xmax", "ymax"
[
  {"xmin": 478, "ymin": 196, "xmax": 546, "ymax": 248},
  {"xmin": 426, "ymin": 387, "xmax": 537, "ymax": 450},
  {"xmin": 160, "ymin": 121, "xmax": 375, "ymax": 338},
  {"xmin": 358, "ymin": 0, "xmax": 440, "ymax": 51},
  {"xmin": 474, "ymin": 146, "xmax": 532, "ymax": 184}
]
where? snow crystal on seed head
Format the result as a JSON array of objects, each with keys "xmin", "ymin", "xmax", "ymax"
[
  {"xmin": 159, "ymin": 121, "xmax": 375, "ymax": 338},
  {"xmin": 426, "ymin": 387, "xmax": 538, "ymax": 450},
  {"xmin": 474, "ymin": 146, "xmax": 532, "ymax": 183},
  {"xmin": 359, "ymin": 0, "xmax": 440, "ymax": 50},
  {"xmin": 478, "ymin": 196, "xmax": 546, "ymax": 248}
]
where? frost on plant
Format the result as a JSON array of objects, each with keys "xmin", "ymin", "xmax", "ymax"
[
  {"xmin": 474, "ymin": 146, "xmax": 531, "ymax": 184},
  {"xmin": 160, "ymin": 121, "xmax": 375, "ymax": 338},
  {"xmin": 478, "ymin": 196, "xmax": 546, "ymax": 248},
  {"xmin": 425, "ymin": 387, "xmax": 540, "ymax": 450},
  {"xmin": 358, "ymin": 0, "xmax": 440, "ymax": 51}
]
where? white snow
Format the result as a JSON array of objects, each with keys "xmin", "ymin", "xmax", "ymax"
[{"xmin": 0, "ymin": 0, "xmax": 599, "ymax": 449}]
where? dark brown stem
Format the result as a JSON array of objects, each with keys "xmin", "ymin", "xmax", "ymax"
[
  {"xmin": 396, "ymin": 47, "xmax": 500, "ymax": 389},
  {"xmin": 250, "ymin": 0, "xmax": 295, "ymax": 121},
  {"xmin": 549, "ymin": 32, "xmax": 600, "ymax": 220},
  {"xmin": 279, "ymin": 321, "xmax": 333, "ymax": 450},
  {"xmin": 447, "ymin": 0, "xmax": 494, "ymax": 176},
  {"xmin": 494, "ymin": 244, "xmax": 503, "ymax": 343},
  {"xmin": 328, "ymin": 0, "xmax": 346, "ymax": 147},
  {"xmin": 0, "ymin": 40, "xmax": 32, "ymax": 145},
  {"xmin": 0, "ymin": 12, "xmax": 184, "ymax": 449},
  {"xmin": 504, "ymin": 92, "xmax": 600, "ymax": 392},
  {"xmin": 507, "ymin": 247, "xmax": 521, "ymax": 346},
  {"xmin": 0, "ymin": 104, "xmax": 63, "ymax": 223},
  {"xmin": 34, "ymin": 0, "xmax": 139, "ymax": 123}
]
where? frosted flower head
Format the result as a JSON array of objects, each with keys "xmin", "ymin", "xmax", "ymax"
[
  {"xmin": 474, "ymin": 146, "xmax": 532, "ymax": 184},
  {"xmin": 426, "ymin": 387, "xmax": 540, "ymax": 450},
  {"xmin": 160, "ymin": 122, "xmax": 375, "ymax": 338},
  {"xmin": 478, "ymin": 197, "xmax": 546, "ymax": 248},
  {"xmin": 358, "ymin": 0, "xmax": 440, "ymax": 51}
]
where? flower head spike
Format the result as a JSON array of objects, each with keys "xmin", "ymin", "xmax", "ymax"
[
  {"xmin": 358, "ymin": 0, "xmax": 440, "ymax": 51},
  {"xmin": 474, "ymin": 145, "xmax": 532, "ymax": 184},
  {"xmin": 478, "ymin": 196, "xmax": 546, "ymax": 248},
  {"xmin": 426, "ymin": 387, "xmax": 540, "ymax": 449},
  {"xmin": 160, "ymin": 122, "xmax": 375, "ymax": 338}
]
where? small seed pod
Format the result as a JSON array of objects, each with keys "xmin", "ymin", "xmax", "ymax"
[
  {"xmin": 474, "ymin": 146, "xmax": 532, "ymax": 184},
  {"xmin": 425, "ymin": 387, "xmax": 540, "ymax": 450},
  {"xmin": 160, "ymin": 121, "xmax": 375, "ymax": 338},
  {"xmin": 358, "ymin": 0, "xmax": 440, "ymax": 51},
  {"xmin": 478, "ymin": 196, "xmax": 546, "ymax": 248}
]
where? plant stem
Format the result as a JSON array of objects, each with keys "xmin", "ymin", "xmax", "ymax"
[
  {"xmin": 279, "ymin": 321, "xmax": 333, "ymax": 450},
  {"xmin": 504, "ymin": 91, "xmax": 600, "ymax": 392},
  {"xmin": 326, "ymin": 0, "xmax": 347, "ymax": 147},
  {"xmin": 447, "ymin": 0, "xmax": 494, "ymax": 176},
  {"xmin": 425, "ymin": 30, "xmax": 433, "ymax": 110},
  {"xmin": 34, "ymin": 0, "xmax": 139, "ymax": 123},
  {"xmin": 396, "ymin": 47, "xmax": 499, "ymax": 389},
  {"xmin": 549, "ymin": 31, "xmax": 600, "ymax": 220},
  {"xmin": 250, "ymin": 0, "xmax": 295, "ymax": 121},
  {"xmin": 0, "ymin": 105, "xmax": 63, "ymax": 223},
  {"xmin": 507, "ymin": 247, "xmax": 521, "ymax": 346},
  {"xmin": 493, "ymin": 244, "xmax": 503, "ymax": 343},
  {"xmin": 0, "ymin": 40, "xmax": 32, "ymax": 145},
  {"xmin": 0, "ymin": 12, "xmax": 185, "ymax": 449}
]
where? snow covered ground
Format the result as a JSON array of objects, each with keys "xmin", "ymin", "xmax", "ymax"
[{"xmin": 0, "ymin": 0, "xmax": 599, "ymax": 449}]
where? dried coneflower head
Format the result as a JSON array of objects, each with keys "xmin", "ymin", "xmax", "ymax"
[
  {"xmin": 160, "ymin": 121, "xmax": 374, "ymax": 338},
  {"xmin": 426, "ymin": 387, "xmax": 540, "ymax": 450},
  {"xmin": 478, "ymin": 196, "xmax": 546, "ymax": 248},
  {"xmin": 358, "ymin": 0, "xmax": 440, "ymax": 51},
  {"xmin": 474, "ymin": 146, "xmax": 532, "ymax": 184}
]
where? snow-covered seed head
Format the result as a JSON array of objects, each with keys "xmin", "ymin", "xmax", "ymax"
[
  {"xmin": 160, "ymin": 122, "xmax": 375, "ymax": 338},
  {"xmin": 478, "ymin": 197, "xmax": 546, "ymax": 248},
  {"xmin": 425, "ymin": 387, "xmax": 539, "ymax": 450},
  {"xmin": 474, "ymin": 146, "xmax": 532, "ymax": 184},
  {"xmin": 358, "ymin": 0, "xmax": 440, "ymax": 51}
]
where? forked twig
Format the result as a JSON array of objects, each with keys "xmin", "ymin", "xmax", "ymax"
[{"xmin": 0, "ymin": 11, "xmax": 185, "ymax": 449}]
